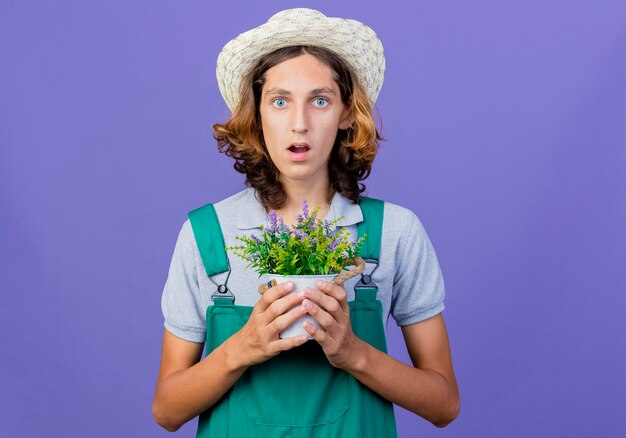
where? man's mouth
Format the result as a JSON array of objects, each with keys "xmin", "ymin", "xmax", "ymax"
[{"xmin": 288, "ymin": 143, "xmax": 310, "ymax": 153}]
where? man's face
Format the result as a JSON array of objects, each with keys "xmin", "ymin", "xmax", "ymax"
[{"xmin": 259, "ymin": 53, "xmax": 350, "ymax": 186}]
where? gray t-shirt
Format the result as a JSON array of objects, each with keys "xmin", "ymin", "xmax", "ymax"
[{"xmin": 161, "ymin": 187, "xmax": 446, "ymax": 343}]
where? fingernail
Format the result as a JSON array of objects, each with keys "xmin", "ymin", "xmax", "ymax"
[
  {"xmin": 304, "ymin": 288, "xmax": 313, "ymax": 297},
  {"xmin": 298, "ymin": 290, "xmax": 305, "ymax": 298},
  {"xmin": 316, "ymin": 281, "xmax": 324, "ymax": 288},
  {"xmin": 285, "ymin": 282, "xmax": 294, "ymax": 290},
  {"xmin": 303, "ymin": 299, "xmax": 313, "ymax": 309}
]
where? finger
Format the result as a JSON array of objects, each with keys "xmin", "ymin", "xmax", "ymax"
[
  {"xmin": 302, "ymin": 298, "xmax": 339, "ymax": 340},
  {"xmin": 303, "ymin": 287, "xmax": 345, "ymax": 323},
  {"xmin": 302, "ymin": 320, "xmax": 330, "ymax": 346},
  {"xmin": 315, "ymin": 281, "xmax": 349, "ymax": 313},
  {"xmin": 260, "ymin": 291, "xmax": 304, "ymax": 324},
  {"xmin": 262, "ymin": 289, "xmax": 307, "ymax": 323},
  {"xmin": 269, "ymin": 333, "xmax": 309, "ymax": 354},
  {"xmin": 255, "ymin": 281, "xmax": 295, "ymax": 312},
  {"xmin": 268, "ymin": 302, "xmax": 309, "ymax": 337}
]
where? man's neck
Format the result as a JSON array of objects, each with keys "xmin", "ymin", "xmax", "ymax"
[{"xmin": 272, "ymin": 175, "xmax": 334, "ymax": 226}]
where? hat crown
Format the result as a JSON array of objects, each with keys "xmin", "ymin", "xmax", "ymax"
[
  {"xmin": 216, "ymin": 8, "xmax": 385, "ymax": 112},
  {"xmin": 268, "ymin": 8, "xmax": 325, "ymax": 22}
]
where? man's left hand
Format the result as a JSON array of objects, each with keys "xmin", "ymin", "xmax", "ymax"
[{"xmin": 300, "ymin": 280, "xmax": 362, "ymax": 370}]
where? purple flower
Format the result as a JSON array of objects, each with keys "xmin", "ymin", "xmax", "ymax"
[
  {"xmin": 277, "ymin": 216, "xmax": 289, "ymax": 234},
  {"xmin": 302, "ymin": 199, "xmax": 309, "ymax": 219},
  {"xmin": 293, "ymin": 229, "xmax": 308, "ymax": 239},
  {"xmin": 324, "ymin": 219, "xmax": 334, "ymax": 236},
  {"xmin": 267, "ymin": 210, "xmax": 277, "ymax": 233},
  {"xmin": 329, "ymin": 239, "xmax": 340, "ymax": 251},
  {"xmin": 250, "ymin": 234, "xmax": 261, "ymax": 243},
  {"xmin": 296, "ymin": 214, "xmax": 304, "ymax": 224}
]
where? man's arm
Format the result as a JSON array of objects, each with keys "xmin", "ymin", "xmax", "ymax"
[
  {"xmin": 151, "ymin": 329, "xmax": 248, "ymax": 432},
  {"xmin": 295, "ymin": 280, "xmax": 460, "ymax": 428},
  {"xmin": 152, "ymin": 281, "xmax": 312, "ymax": 432},
  {"xmin": 343, "ymin": 313, "xmax": 460, "ymax": 428}
]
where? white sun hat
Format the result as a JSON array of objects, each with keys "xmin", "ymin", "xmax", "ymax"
[{"xmin": 216, "ymin": 8, "xmax": 385, "ymax": 112}]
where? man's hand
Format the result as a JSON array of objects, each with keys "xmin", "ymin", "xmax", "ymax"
[
  {"xmin": 233, "ymin": 280, "xmax": 310, "ymax": 368},
  {"xmin": 300, "ymin": 280, "xmax": 363, "ymax": 369}
]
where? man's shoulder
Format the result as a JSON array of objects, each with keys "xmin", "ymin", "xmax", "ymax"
[
  {"xmin": 213, "ymin": 187, "xmax": 263, "ymax": 229},
  {"xmin": 184, "ymin": 188, "xmax": 254, "ymax": 229},
  {"xmin": 378, "ymin": 198, "xmax": 417, "ymax": 224},
  {"xmin": 375, "ymin": 198, "xmax": 428, "ymax": 242}
]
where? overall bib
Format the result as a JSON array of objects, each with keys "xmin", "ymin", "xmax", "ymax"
[{"xmin": 188, "ymin": 197, "xmax": 397, "ymax": 438}]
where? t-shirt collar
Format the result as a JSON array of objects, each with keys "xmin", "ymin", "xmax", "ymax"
[{"xmin": 237, "ymin": 187, "xmax": 363, "ymax": 230}]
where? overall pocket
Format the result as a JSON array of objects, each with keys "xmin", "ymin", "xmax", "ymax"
[{"xmin": 236, "ymin": 341, "xmax": 350, "ymax": 427}]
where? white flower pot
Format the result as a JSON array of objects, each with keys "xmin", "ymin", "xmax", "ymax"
[{"xmin": 267, "ymin": 273, "xmax": 337, "ymax": 339}]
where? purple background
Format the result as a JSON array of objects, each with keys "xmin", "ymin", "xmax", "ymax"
[{"xmin": 1, "ymin": 1, "xmax": 625, "ymax": 437}]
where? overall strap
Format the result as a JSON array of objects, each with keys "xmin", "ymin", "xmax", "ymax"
[
  {"xmin": 188, "ymin": 203, "xmax": 235, "ymax": 305},
  {"xmin": 355, "ymin": 196, "xmax": 384, "ymax": 301}
]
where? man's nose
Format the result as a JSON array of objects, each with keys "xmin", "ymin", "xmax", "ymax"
[{"xmin": 291, "ymin": 104, "xmax": 309, "ymax": 133}]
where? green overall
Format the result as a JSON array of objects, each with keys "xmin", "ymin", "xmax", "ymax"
[{"xmin": 188, "ymin": 197, "xmax": 398, "ymax": 438}]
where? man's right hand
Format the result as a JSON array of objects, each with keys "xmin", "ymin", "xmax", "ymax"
[{"xmin": 229, "ymin": 281, "xmax": 310, "ymax": 368}]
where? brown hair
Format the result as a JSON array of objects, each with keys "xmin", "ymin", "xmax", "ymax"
[{"xmin": 212, "ymin": 45, "xmax": 382, "ymax": 210}]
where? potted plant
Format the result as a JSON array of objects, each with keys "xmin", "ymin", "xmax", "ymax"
[{"xmin": 227, "ymin": 199, "xmax": 366, "ymax": 338}]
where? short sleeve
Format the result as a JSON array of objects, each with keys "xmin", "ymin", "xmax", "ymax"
[
  {"xmin": 161, "ymin": 219, "xmax": 207, "ymax": 342},
  {"xmin": 390, "ymin": 210, "xmax": 446, "ymax": 326}
]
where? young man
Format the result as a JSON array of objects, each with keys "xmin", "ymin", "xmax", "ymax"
[{"xmin": 153, "ymin": 8, "xmax": 460, "ymax": 436}]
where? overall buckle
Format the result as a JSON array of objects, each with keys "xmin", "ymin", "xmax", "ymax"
[
  {"xmin": 210, "ymin": 260, "xmax": 235, "ymax": 303},
  {"xmin": 211, "ymin": 284, "xmax": 235, "ymax": 303},
  {"xmin": 354, "ymin": 258, "xmax": 379, "ymax": 291}
]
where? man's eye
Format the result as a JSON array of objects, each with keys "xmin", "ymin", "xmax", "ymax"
[
  {"xmin": 273, "ymin": 98, "xmax": 286, "ymax": 108},
  {"xmin": 314, "ymin": 98, "xmax": 328, "ymax": 107}
]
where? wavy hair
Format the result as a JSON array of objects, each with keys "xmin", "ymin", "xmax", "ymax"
[{"xmin": 212, "ymin": 45, "xmax": 382, "ymax": 210}]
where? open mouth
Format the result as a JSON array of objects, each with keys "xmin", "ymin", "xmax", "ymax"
[{"xmin": 288, "ymin": 143, "xmax": 310, "ymax": 153}]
